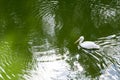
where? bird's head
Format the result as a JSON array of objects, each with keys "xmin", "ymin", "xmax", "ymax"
[{"xmin": 74, "ymin": 36, "xmax": 84, "ymax": 44}]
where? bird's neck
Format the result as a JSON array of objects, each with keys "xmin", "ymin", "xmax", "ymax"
[{"xmin": 79, "ymin": 40, "xmax": 83, "ymax": 44}]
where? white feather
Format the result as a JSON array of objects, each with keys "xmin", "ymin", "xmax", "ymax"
[
  {"xmin": 80, "ymin": 41, "xmax": 100, "ymax": 49},
  {"xmin": 75, "ymin": 36, "xmax": 100, "ymax": 50}
]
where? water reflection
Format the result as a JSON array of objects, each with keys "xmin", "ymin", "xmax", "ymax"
[
  {"xmin": 97, "ymin": 34, "xmax": 120, "ymax": 79},
  {"xmin": 99, "ymin": 64, "xmax": 120, "ymax": 80},
  {"xmin": 33, "ymin": 0, "xmax": 58, "ymax": 18},
  {"xmin": 0, "ymin": 0, "xmax": 120, "ymax": 80},
  {"xmin": 65, "ymin": 34, "xmax": 120, "ymax": 79},
  {"xmin": 91, "ymin": 4, "xmax": 117, "ymax": 26},
  {"xmin": 91, "ymin": 1, "xmax": 120, "ymax": 36},
  {"xmin": 25, "ymin": 41, "xmax": 85, "ymax": 80},
  {"xmin": 25, "ymin": 33, "xmax": 120, "ymax": 80},
  {"xmin": 0, "ymin": 41, "xmax": 32, "ymax": 80}
]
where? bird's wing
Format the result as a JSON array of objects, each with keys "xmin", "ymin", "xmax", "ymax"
[{"xmin": 80, "ymin": 41, "xmax": 98, "ymax": 49}]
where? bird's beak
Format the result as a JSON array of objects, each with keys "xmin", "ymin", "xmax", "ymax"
[{"xmin": 74, "ymin": 38, "xmax": 80, "ymax": 44}]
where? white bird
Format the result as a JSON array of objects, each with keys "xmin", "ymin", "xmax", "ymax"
[{"xmin": 75, "ymin": 36, "xmax": 100, "ymax": 50}]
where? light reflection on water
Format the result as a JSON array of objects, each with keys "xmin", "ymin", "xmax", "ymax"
[
  {"xmin": 99, "ymin": 64, "xmax": 120, "ymax": 80},
  {"xmin": 24, "ymin": 40, "xmax": 88, "ymax": 80},
  {"xmin": 24, "ymin": 34, "xmax": 120, "ymax": 80},
  {"xmin": 0, "ymin": 41, "xmax": 13, "ymax": 80},
  {"xmin": 97, "ymin": 34, "xmax": 120, "ymax": 80},
  {"xmin": 0, "ymin": 39, "xmax": 32, "ymax": 80},
  {"xmin": 0, "ymin": 0, "xmax": 120, "ymax": 80},
  {"xmin": 91, "ymin": 2, "xmax": 120, "ymax": 28}
]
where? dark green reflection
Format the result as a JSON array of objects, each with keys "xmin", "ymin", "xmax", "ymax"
[
  {"xmin": 0, "ymin": 40, "xmax": 32, "ymax": 80},
  {"xmin": 0, "ymin": 0, "xmax": 120, "ymax": 79},
  {"xmin": 0, "ymin": 0, "xmax": 34, "ymax": 79},
  {"xmin": 56, "ymin": 0, "xmax": 120, "ymax": 49}
]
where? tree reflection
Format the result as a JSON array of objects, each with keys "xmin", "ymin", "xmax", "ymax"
[{"xmin": 0, "ymin": 0, "xmax": 120, "ymax": 79}]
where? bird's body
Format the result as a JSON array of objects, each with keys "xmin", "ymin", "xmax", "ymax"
[
  {"xmin": 75, "ymin": 36, "xmax": 100, "ymax": 50},
  {"xmin": 80, "ymin": 41, "xmax": 100, "ymax": 49}
]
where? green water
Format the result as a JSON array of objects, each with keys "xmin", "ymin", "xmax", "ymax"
[{"xmin": 0, "ymin": 0, "xmax": 120, "ymax": 80}]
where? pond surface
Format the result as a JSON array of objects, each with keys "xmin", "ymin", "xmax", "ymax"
[{"xmin": 0, "ymin": 0, "xmax": 120, "ymax": 80}]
